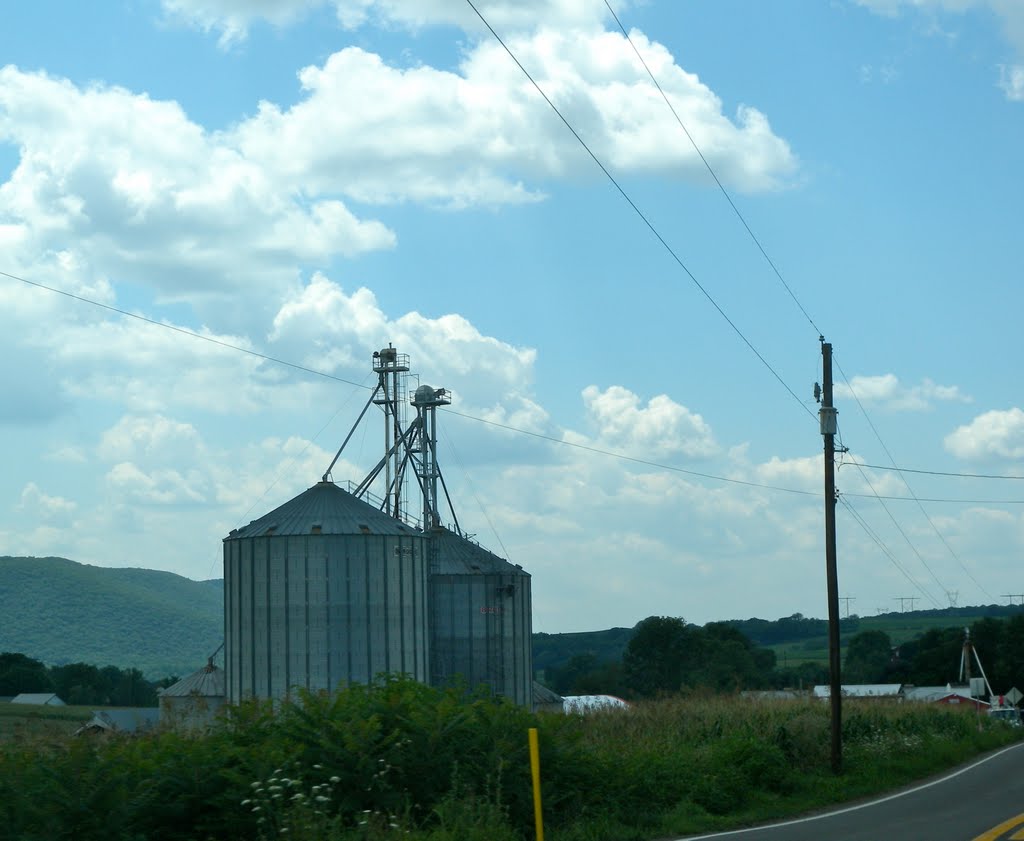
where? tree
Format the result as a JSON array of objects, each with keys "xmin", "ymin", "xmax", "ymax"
[
  {"xmin": 623, "ymin": 616, "xmax": 704, "ymax": 697},
  {"xmin": 843, "ymin": 630, "xmax": 893, "ymax": 683},
  {"xmin": 0, "ymin": 652, "xmax": 53, "ymax": 694}
]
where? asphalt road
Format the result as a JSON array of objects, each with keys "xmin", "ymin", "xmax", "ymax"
[{"xmin": 678, "ymin": 741, "xmax": 1024, "ymax": 841}]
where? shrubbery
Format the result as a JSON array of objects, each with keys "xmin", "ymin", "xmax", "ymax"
[{"xmin": 0, "ymin": 678, "xmax": 1020, "ymax": 841}]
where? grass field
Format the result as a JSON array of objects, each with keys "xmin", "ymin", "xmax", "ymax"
[
  {"xmin": 1, "ymin": 679, "xmax": 1021, "ymax": 840},
  {"xmin": 0, "ymin": 702, "xmax": 105, "ymax": 743},
  {"xmin": 768, "ymin": 612, "xmax": 992, "ymax": 669}
]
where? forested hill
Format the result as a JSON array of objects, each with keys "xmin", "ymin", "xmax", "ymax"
[
  {"xmin": 0, "ymin": 556, "xmax": 222, "ymax": 679},
  {"xmin": 3, "ymin": 555, "xmax": 1021, "ymax": 683}
]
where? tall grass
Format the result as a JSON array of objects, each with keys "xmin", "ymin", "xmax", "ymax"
[{"xmin": 0, "ymin": 680, "xmax": 1019, "ymax": 841}]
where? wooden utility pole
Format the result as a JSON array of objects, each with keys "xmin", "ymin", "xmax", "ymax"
[{"xmin": 820, "ymin": 339, "xmax": 842, "ymax": 774}]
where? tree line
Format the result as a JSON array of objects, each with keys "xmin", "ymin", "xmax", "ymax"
[
  {"xmin": 0, "ymin": 652, "xmax": 175, "ymax": 707},
  {"xmin": 544, "ymin": 614, "xmax": 1024, "ymax": 699}
]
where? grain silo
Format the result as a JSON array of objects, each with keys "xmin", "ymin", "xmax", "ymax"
[
  {"xmin": 405, "ymin": 378, "xmax": 533, "ymax": 706},
  {"xmin": 223, "ymin": 345, "xmax": 532, "ymax": 707},
  {"xmin": 159, "ymin": 656, "xmax": 226, "ymax": 731},
  {"xmin": 223, "ymin": 481, "xmax": 430, "ymax": 703},
  {"xmin": 429, "ymin": 528, "xmax": 533, "ymax": 705}
]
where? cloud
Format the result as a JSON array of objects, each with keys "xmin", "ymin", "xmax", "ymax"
[
  {"xmin": 161, "ymin": 0, "xmax": 326, "ymax": 45},
  {"xmin": 18, "ymin": 482, "xmax": 78, "ymax": 526},
  {"xmin": 569, "ymin": 384, "xmax": 718, "ymax": 460},
  {"xmin": 999, "ymin": 63, "xmax": 1024, "ymax": 98},
  {"xmin": 835, "ymin": 373, "xmax": 971, "ymax": 410},
  {"xmin": 234, "ymin": 32, "xmax": 796, "ymax": 206},
  {"xmin": 269, "ymin": 272, "xmax": 541, "ymax": 421},
  {"xmin": 854, "ymin": 0, "xmax": 1024, "ymax": 98},
  {"xmin": 161, "ymin": 0, "xmax": 620, "ymax": 42},
  {"xmin": 0, "ymin": 66, "xmax": 396, "ymax": 308},
  {"xmin": 98, "ymin": 415, "xmax": 203, "ymax": 462},
  {"xmin": 944, "ymin": 407, "xmax": 1024, "ymax": 461},
  {"xmin": 106, "ymin": 462, "xmax": 209, "ymax": 505}
]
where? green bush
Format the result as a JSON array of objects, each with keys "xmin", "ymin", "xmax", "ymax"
[{"xmin": 0, "ymin": 684, "xmax": 1020, "ymax": 841}]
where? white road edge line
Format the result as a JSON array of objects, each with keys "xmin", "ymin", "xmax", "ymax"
[{"xmin": 678, "ymin": 741, "xmax": 1024, "ymax": 840}]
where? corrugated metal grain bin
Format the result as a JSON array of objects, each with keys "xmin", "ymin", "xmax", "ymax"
[
  {"xmin": 429, "ymin": 527, "xmax": 532, "ymax": 706},
  {"xmin": 224, "ymin": 481, "xmax": 429, "ymax": 703},
  {"xmin": 159, "ymin": 659, "xmax": 226, "ymax": 731}
]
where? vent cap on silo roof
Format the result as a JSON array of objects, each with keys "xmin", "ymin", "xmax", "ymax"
[{"xmin": 224, "ymin": 481, "xmax": 420, "ymax": 540}]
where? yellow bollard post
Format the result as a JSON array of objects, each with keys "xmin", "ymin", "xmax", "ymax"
[{"xmin": 528, "ymin": 727, "xmax": 545, "ymax": 841}]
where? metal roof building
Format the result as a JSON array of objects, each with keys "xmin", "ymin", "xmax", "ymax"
[
  {"xmin": 160, "ymin": 658, "xmax": 227, "ymax": 731},
  {"xmin": 10, "ymin": 693, "xmax": 65, "ymax": 706},
  {"xmin": 224, "ymin": 481, "xmax": 430, "ymax": 703}
]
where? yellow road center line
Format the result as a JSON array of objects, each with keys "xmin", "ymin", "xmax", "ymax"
[{"xmin": 972, "ymin": 813, "xmax": 1024, "ymax": 840}]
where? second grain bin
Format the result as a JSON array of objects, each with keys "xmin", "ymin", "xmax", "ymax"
[
  {"xmin": 223, "ymin": 481, "xmax": 429, "ymax": 703},
  {"xmin": 429, "ymin": 527, "xmax": 532, "ymax": 706}
]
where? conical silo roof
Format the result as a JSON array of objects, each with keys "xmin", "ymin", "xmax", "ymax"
[
  {"xmin": 431, "ymin": 527, "xmax": 529, "ymax": 576},
  {"xmin": 226, "ymin": 481, "xmax": 420, "ymax": 540},
  {"xmin": 161, "ymin": 660, "xmax": 226, "ymax": 698}
]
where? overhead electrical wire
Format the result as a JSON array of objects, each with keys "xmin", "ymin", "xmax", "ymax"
[
  {"xmin": 842, "ymin": 447, "xmax": 961, "ymax": 600},
  {"xmin": 835, "ymin": 359, "xmax": 995, "ymax": 601},
  {"xmin": 838, "ymin": 496, "xmax": 943, "ymax": 609},
  {"xmin": 463, "ymin": 0, "xmax": 816, "ymax": 425},
  {"xmin": 842, "ymin": 493, "xmax": 1024, "ymax": 504},
  {"xmin": 10, "ymin": 265, "xmax": 1024, "ymax": 513},
  {"xmin": 2, "ymin": 266, "xmax": 822, "ymax": 498},
  {"xmin": 443, "ymin": 408, "xmax": 818, "ymax": 496},
  {"xmin": 1, "ymin": 4, "xmax": 1012, "ymax": 602},
  {"xmin": 439, "ymin": 424, "xmax": 514, "ymax": 562},
  {"xmin": 601, "ymin": 4, "xmax": 995, "ymax": 603},
  {"xmin": 843, "ymin": 461, "xmax": 1024, "ymax": 481},
  {"xmin": 603, "ymin": 0, "xmax": 823, "ymax": 338},
  {"xmin": 0, "ymin": 269, "xmax": 370, "ymax": 392}
]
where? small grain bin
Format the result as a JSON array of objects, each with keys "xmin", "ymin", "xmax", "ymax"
[
  {"xmin": 429, "ymin": 527, "xmax": 532, "ymax": 706},
  {"xmin": 223, "ymin": 481, "xmax": 430, "ymax": 703},
  {"xmin": 159, "ymin": 658, "xmax": 226, "ymax": 731}
]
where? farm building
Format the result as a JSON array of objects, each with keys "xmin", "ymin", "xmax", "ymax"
[
  {"xmin": 160, "ymin": 657, "xmax": 227, "ymax": 730},
  {"xmin": 75, "ymin": 708, "xmax": 160, "ymax": 736},
  {"xmin": 10, "ymin": 693, "xmax": 65, "ymax": 706},
  {"xmin": 224, "ymin": 346, "xmax": 532, "ymax": 707},
  {"xmin": 904, "ymin": 685, "xmax": 991, "ymax": 710},
  {"xmin": 812, "ymin": 684, "xmax": 903, "ymax": 700}
]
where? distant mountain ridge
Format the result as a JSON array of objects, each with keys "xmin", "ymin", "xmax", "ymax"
[
  {"xmin": 0, "ymin": 556, "xmax": 222, "ymax": 679},
  {"xmin": 3, "ymin": 555, "xmax": 1017, "ymax": 681}
]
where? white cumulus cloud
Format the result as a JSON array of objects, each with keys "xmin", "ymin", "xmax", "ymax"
[
  {"xmin": 569, "ymin": 384, "xmax": 718, "ymax": 459},
  {"xmin": 835, "ymin": 373, "xmax": 970, "ymax": 410},
  {"xmin": 944, "ymin": 407, "xmax": 1024, "ymax": 461}
]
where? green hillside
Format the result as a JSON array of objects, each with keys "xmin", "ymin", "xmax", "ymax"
[
  {"xmin": 4, "ymin": 554, "xmax": 1020, "ymax": 685},
  {"xmin": 0, "ymin": 556, "xmax": 222, "ymax": 679}
]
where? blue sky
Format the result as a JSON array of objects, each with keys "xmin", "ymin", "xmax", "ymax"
[{"xmin": 1, "ymin": 0, "xmax": 1022, "ymax": 633}]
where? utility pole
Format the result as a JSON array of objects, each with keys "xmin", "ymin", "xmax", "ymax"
[
  {"xmin": 1001, "ymin": 594, "xmax": 1024, "ymax": 606},
  {"xmin": 839, "ymin": 596, "xmax": 855, "ymax": 619},
  {"xmin": 818, "ymin": 338, "xmax": 842, "ymax": 774}
]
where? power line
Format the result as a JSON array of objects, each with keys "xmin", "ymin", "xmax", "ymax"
[
  {"xmin": 842, "ymin": 492, "xmax": 1024, "ymax": 504},
  {"xmin": 842, "ymin": 455, "xmax": 954, "ymax": 601},
  {"xmin": 835, "ymin": 358, "xmax": 995, "ymax": 601},
  {"xmin": 603, "ymin": 5, "xmax": 999, "ymax": 606},
  {"xmin": 464, "ymin": 0, "xmax": 816, "ymax": 424},
  {"xmin": 604, "ymin": 0, "xmax": 822, "ymax": 338},
  {"xmin": 838, "ymin": 496, "xmax": 943, "ymax": 609},
  {"xmin": 443, "ymin": 408, "xmax": 818, "ymax": 496},
  {"xmin": 0, "ymin": 269, "xmax": 370, "ymax": 392},
  {"xmin": 844, "ymin": 460, "xmax": 1024, "ymax": 481},
  {"xmin": 4, "ymin": 267, "xmax": 825, "ymax": 499}
]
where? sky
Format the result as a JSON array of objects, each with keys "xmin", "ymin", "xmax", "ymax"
[{"xmin": 1, "ymin": 0, "xmax": 1022, "ymax": 634}]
